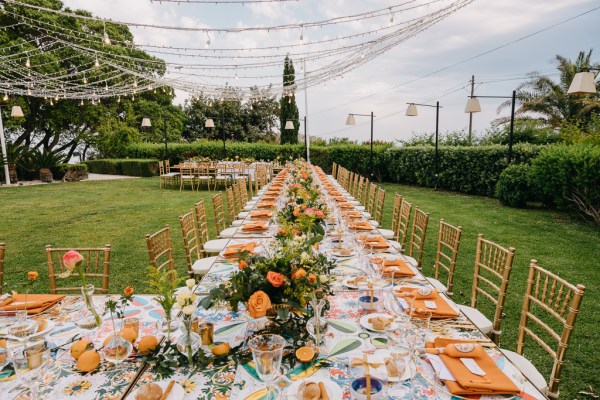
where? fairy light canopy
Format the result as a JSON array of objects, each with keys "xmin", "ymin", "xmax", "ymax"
[{"xmin": 0, "ymin": 0, "xmax": 476, "ymax": 103}]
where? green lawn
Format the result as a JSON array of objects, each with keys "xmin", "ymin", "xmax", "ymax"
[{"xmin": 0, "ymin": 177, "xmax": 598, "ymax": 398}]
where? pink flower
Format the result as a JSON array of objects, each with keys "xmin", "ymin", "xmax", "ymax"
[
  {"xmin": 315, "ymin": 210, "xmax": 325, "ymax": 218},
  {"xmin": 304, "ymin": 208, "xmax": 315, "ymax": 216},
  {"xmin": 63, "ymin": 250, "xmax": 83, "ymax": 271}
]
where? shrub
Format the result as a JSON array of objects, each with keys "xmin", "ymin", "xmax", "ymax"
[
  {"xmin": 50, "ymin": 163, "xmax": 88, "ymax": 181},
  {"xmin": 495, "ymin": 164, "xmax": 532, "ymax": 207},
  {"xmin": 84, "ymin": 159, "xmax": 159, "ymax": 177}
]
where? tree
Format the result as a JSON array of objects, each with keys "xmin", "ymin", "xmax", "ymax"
[
  {"xmin": 499, "ymin": 50, "xmax": 600, "ymax": 129},
  {"xmin": 279, "ymin": 56, "xmax": 299, "ymax": 144}
]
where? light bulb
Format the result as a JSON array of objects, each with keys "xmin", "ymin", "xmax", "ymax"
[
  {"xmin": 50, "ymin": 99, "xmax": 53, "ymax": 106},
  {"xmin": 388, "ymin": 16, "xmax": 393, "ymax": 27},
  {"xmin": 54, "ymin": 95, "xmax": 59, "ymax": 101},
  {"xmin": 133, "ymin": 79, "xmax": 138, "ymax": 88},
  {"xmin": 105, "ymin": 83, "xmax": 108, "ymax": 91},
  {"xmin": 3, "ymin": 93, "xmax": 8, "ymax": 101},
  {"xmin": 25, "ymin": 57, "xmax": 30, "ymax": 68},
  {"xmin": 83, "ymin": 76, "xmax": 88, "ymax": 84},
  {"xmin": 118, "ymin": 96, "xmax": 121, "ymax": 103},
  {"xmin": 205, "ymin": 37, "xmax": 211, "ymax": 48},
  {"xmin": 95, "ymin": 56, "xmax": 100, "ymax": 68},
  {"xmin": 103, "ymin": 32, "xmax": 111, "ymax": 45},
  {"xmin": 80, "ymin": 99, "xmax": 84, "ymax": 106},
  {"xmin": 27, "ymin": 88, "xmax": 32, "ymax": 96},
  {"xmin": 131, "ymin": 95, "xmax": 135, "ymax": 101}
]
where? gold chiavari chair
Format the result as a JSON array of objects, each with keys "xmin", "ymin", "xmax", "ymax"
[
  {"xmin": 331, "ymin": 162, "xmax": 338, "ymax": 179},
  {"xmin": 146, "ymin": 226, "xmax": 175, "ymax": 278},
  {"xmin": 214, "ymin": 164, "xmax": 231, "ymax": 189},
  {"xmin": 425, "ymin": 219, "xmax": 462, "ymax": 297},
  {"xmin": 366, "ymin": 182, "xmax": 378, "ymax": 217},
  {"xmin": 179, "ymin": 166, "xmax": 196, "ymax": 191},
  {"xmin": 352, "ymin": 176, "xmax": 365, "ymax": 204},
  {"xmin": 194, "ymin": 200, "xmax": 229, "ymax": 255},
  {"xmin": 350, "ymin": 173, "xmax": 360, "ymax": 199},
  {"xmin": 213, "ymin": 192, "xmax": 237, "ymax": 238},
  {"xmin": 407, "ymin": 207, "xmax": 429, "ymax": 268},
  {"xmin": 0, "ymin": 243, "xmax": 5, "ymax": 294},
  {"xmin": 179, "ymin": 210, "xmax": 216, "ymax": 277},
  {"xmin": 226, "ymin": 187, "xmax": 243, "ymax": 227},
  {"xmin": 459, "ymin": 234, "xmax": 516, "ymax": 345},
  {"xmin": 164, "ymin": 160, "xmax": 180, "ymax": 186},
  {"xmin": 47, "ymin": 245, "xmax": 111, "ymax": 294},
  {"xmin": 388, "ymin": 199, "xmax": 412, "ymax": 252},
  {"xmin": 372, "ymin": 187, "xmax": 386, "ymax": 227},
  {"xmin": 500, "ymin": 260, "xmax": 586, "ymax": 399},
  {"xmin": 196, "ymin": 165, "xmax": 214, "ymax": 191},
  {"xmin": 378, "ymin": 193, "xmax": 402, "ymax": 240}
]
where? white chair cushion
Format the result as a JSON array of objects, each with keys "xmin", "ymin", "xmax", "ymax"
[
  {"xmin": 357, "ymin": 207, "xmax": 367, "ymax": 213},
  {"xmin": 163, "ymin": 172, "xmax": 179, "ymax": 177},
  {"xmin": 458, "ymin": 305, "xmax": 493, "ymax": 334},
  {"xmin": 403, "ymin": 255, "xmax": 417, "ymax": 266},
  {"xmin": 378, "ymin": 228, "xmax": 395, "ymax": 239},
  {"xmin": 368, "ymin": 220, "xmax": 380, "ymax": 228},
  {"xmin": 231, "ymin": 219, "xmax": 244, "ymax": 227},
  {"xmin": 219, "ymin": 227, "xmax": 238, "ymax": 238},
  {"xmin": 180, "ymin": 175, "xmax": 195, "ymax": 179},
  {"xmin": 238, "ymin": 212, "xmax": 249, "ymax": 219},
  {"xmin": 426, "ymin": 277, "xmax": 448, "ymax": 293},
  {"xmin": 388, "ymin": 240, "xmax": 402, "ymax": 251},
  {"xmin": 243, "ymin": 205, "xmax": 254, "ymax": 211},
  {"xmin": 203, "ymin": 239, "xmax": 230, "ymax": 254},
  {"xmin": 191, "ymin": 256, "xmax": 218, "ymax": 275},
  {"xmin": 252, "ymin": 196, "xmax": 260, "ymax": 201},
  {"xmin": 501, "ymin": 349, "xmax": 549, "ymax": 395},
  {"xmin": 349, "ymin": 200, "xmax": 360, "ymax": 206}
]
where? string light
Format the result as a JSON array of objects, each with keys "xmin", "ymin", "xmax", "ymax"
[
  {"xmin": 103, "ymin": 22, "xmax": 111, "ymax": 45},
  {"xmin": 3, "ymin": 93, "xmax": 8, "ymax": 101},
  {"xmin": 25, "ymin": 57, "xmax": 30, "ymax": 67},
  {"xmin": 95, "ymin": 55, "xmax": 100, "ymax": 68}
]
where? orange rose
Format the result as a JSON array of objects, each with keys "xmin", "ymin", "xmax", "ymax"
[
  {"xmin": 27, "ymin": 271, "xmax": 39, "ymax": 281},
  {"xmin": 308, "ymin": 274, "xmax": 317, "ymax": 284},
  {"xmin": 238, "ymin": 260, "xmax": 247, "ymax": 270},
  {"xmin": 247, "ymin": 290, "xmax": 272, "ymax": 319},
  {"xmin": 123, "ymin": 286, "xmax": 134, "ymax": 297},
  {"xmin": 266, "ymin": 271, "xmax": 285, "ymax": 288},
  {"xmin": 293, "ymin": 207, "xmax": 301, "ymax": 217},
  {"xmin": 291, "ymin": 268, "xmax": 306, "ymax": 280},
  {"xmin": 301, "ymin": 204, "xmax": 307, "ymax": 210}
]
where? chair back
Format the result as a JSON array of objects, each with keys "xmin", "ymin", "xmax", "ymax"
[
  {"xmin": 408, "ymin": 207, "xmax": 429, "ymax": 268},
  {"xmin": 434, "ymin": 219, "xmax": 462, "ymax": 297},
  {"xmin": 0, "ymin": 243, "xmax": 4, "ymax": 295},
  {"xmin": 373, "ymin": 188, "xmax": 386, "ymax": 225},
  {"xmin": 212, "ymin": 192, "xmax": 227, "ymax": 234},
  {"xmin": 46, "ymin": 245, "xmax": 111, "ymax": 294},
  {"xmin": 395, "ymin": 199, "xmax": 412, "ymax": 250},
  {"xmin": 367, "ymin": 183, "xmax": 378, "ymax": 215},
  {"xmin": 225, "ymin": 187, "xmax": 236, "ymax": 223},
  {"xmin": 516, "ymin": 260, "xmax": 585, "ymax": 399},
  {"xmin": 194, "ymin": 200, "xmax": 211, "ymax": 250},
  {"xmin": 158, "ymin": 160, "xmax": 165, "ymax": 175},
  {"xmin": 165, "ymin": 159, "xmax": 172, "ymax": 173},
  {"xmin": 390, "ymin": 193, "xmax": 403, "ymax": 234},
  {"xmin": 145, "ymin": 226, "xmax": 175, "ymax": 276},
  {"xmin": 232, "ymin": 181, "xmax": 242, "ymax": 214},
  {"xmin": 179, "ymin": 211, "xmax": 202, "ymax": 276},
  {"xmin": 332, "ymin": 162, "xmax": 338, "ymax": 179},
  {"xmin": 471, "ymin": 234, "xmax": 516, "ymax": 344},
  {"xmin": 350, "ymin": 173, "xmax": 360, "ymax": 198},
  {"xmin": 238, "ymin": 179, "xmax": 248, "ymax": 202}
]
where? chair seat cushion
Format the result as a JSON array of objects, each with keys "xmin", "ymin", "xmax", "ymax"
[
  {"xmin": 219, "ymin": 227, "xmax": 238, "ymax": 238},
  {"xmin": 388, "ymin": 240, "xmax": 402, "ymax": 251},
  {"xmin": 231, "ymin": 219, "xmax": 244, "ymax": 227},
  {"xmin": 238, "ymin": 212, "xmax": 249, "ymax": 219},
  {"xmin": 349, "ymin": 200, "xmax": 360, "ymax": 206},
  {"xmin": 203, "ymin": 239, "xmax": 229, "ymax": 254},
  {"xmin": 243, "ymin": 205, "xmax": 254, "ymax": 211},
  {"xmin": 368, "ymin": 220, "xmax": 380, "ymax": 228},
  {"xmin": 501, "ymin": 349, "xmax": 548, "ymax": 394},
  {"xmin": 180, "ymin": 175, "xmax": 195, "ymax": 179},
  {"xmin": 197, "ymin": 175, "xmax": 212, "ymax": 180},
  {"xmin": 458, "ymin": 305, "xmax": 493, "ymax": 334},
  {"xmin": 360, "ymin": 210, "xmax": 370, "ymax": 218},
  {"xmin": 378, "ymin": 228, "xmax": 395, "ymax": 239},
  {"xmin": 426, "ymin": 277, "xmax": 448, "ymax": 293},
  {"xmin": 163, "ymin": 172, "xmax": 180, "ymax": 177},
  {"xmin": 191, "ymin": 256, "xmax": 218, "ymax": 275}
]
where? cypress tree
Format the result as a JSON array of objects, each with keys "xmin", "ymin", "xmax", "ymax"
[{"xmin": 279, "ymin": 55, "xmax": 299, "ymax": 144}]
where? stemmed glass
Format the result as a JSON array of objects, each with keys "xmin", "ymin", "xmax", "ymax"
[
  {"xmin": 248, "ymin": 334, "xmax": 286, "ymax": 400},
  {"xmin": 10, "ymin": 339, "xmax": 53, "ymax": 399}
]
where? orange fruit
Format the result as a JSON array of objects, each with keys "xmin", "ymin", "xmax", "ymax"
[
  {"xmin": 211, "ymin": 342, "xmax": 230, "ymax": 356},
  {"xmin": 0, "ymin": 339, "xmax": 7, "ymax": 348},
  {"xmin": 70, "ymin": 339, "xmax": 91, "ymax": 360},
  {"xmin": 77, "ymin": 349, "xmax": 100, "ymax": 372},
  {"xmin": 295, "ymin": 346, "xmax": 315, "ymax": 363},
  {"xmin": 120, "ymin": 327, "xmax": 137, "ymax": 343},
  {"xmin": 137, "ymin": 335, "xmax": 159, "ymax": 354}
]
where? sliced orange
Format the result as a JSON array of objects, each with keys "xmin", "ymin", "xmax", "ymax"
[{"xmin": 295, "ymin": 346, "xmax": 315, "ymax": 363}]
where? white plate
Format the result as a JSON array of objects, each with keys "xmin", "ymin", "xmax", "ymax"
[
  {"xmin": 5, "ymin": 319, "xmax": 55, "ymax": 340},
  {"xmin": 343, "ymin": 277, "xmax": 370, "ymax": 289},
  {"xmin": 331, "ymin": 249, "xmax": 356, "ymax": 257},
  {"xmin": 359, "ymin": 313, "xmax": 397, "ymax": 332},
  {"xmin": 130, "ymin": 381, "xmax": 185, "ymax": 400},
  {"xmin": 373, "ymin": 349, "xmax": 415, "ymax": 381},
  {"xmin": 286, "ymin": 378, "xmax": 343, "ymax": 400}
]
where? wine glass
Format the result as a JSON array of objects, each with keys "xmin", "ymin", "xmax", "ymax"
[
  {"xmin": 75, "ymin": 307, "xmax": 99, "ymax": 341},
  {"xmin": 9, "ymin": 310, "xmax": 38, "ymax": 342},
  {"xmin": 248, "ymin": 334, "xmax": 286, "ymax": 400},
  {"xmin": 10, "ymin": 339, "xmax": 53, "ymax": 399}
]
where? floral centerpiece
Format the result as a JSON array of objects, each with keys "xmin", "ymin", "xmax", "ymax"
[
  {"xmin": 61, "ymin": 250, "xmax": 102, "ymax": 328},
  {"xmin": 177, "ymin": 278, "xmax": 199, "ymax": 364}
]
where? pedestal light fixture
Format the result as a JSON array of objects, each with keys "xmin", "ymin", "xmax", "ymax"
[
  {"xmin": 405, "ymin": 102, "xmax": 441, "ymax": 189},
  {"xmin": 205, "ymin": 116, "xmax": 226, "ymax": 160},
  {"xmin": 0, "ymin": 105, "xmax": 25, "ymax": 185},
  {"xmin": 345, "ymin": 112, "xmax": 375, "ymax": 178},
  {"xmin": 286, "ymin": 117, "xmax": 309, "ymax": 161},
  {"xmin": 141, "ymin": 116, "xmax": 169, "ymax": 160}
]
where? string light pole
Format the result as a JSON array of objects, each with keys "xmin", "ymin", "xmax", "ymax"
[
  {"xmin": 405, "ymin": 102, "xmax": 441, "ymax": 189},
  {"xmin": 285, "ymin": 116, "xmax": 308, "ymax": 161},
  {"xmin": 345, "ymin": 112, "xmax": 375, "ymax": 178},
  {"xmin": 0, "ymin": 104, "xmax": 25, "ymax": 185}
]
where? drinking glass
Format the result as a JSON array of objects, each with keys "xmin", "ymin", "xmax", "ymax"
[
  {"xmin": 9, "ymin": 310, "xmax": 38, "ymax": 341},
  {"xmin": 248, "ymin": 334, "xmax": 286, "ymax": 400},
  {"xmin": 11, "ymin": 339, "xmax": 53, "ymax": 399}
]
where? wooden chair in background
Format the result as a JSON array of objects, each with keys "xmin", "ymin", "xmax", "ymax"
[
  {"xmin": 500, "ymin": 260, "xmax": 586, "ymax": 399},
  {"xmin": 459, "ymin": 234, "xmax": 516, "ymax": 345},
  {"xmin": 145, "ymin": 226, "xmax": 175, "ymax": 277},
  {"xmin": 46, "ymin": 245, "xmax": 111, "ymax": 294},
  {"xmin": 179, "ymin": 211, "xmax": 215, "ymax": 277},
  {"xmin": 425, "ymin": 219, "xmax": 462, "ymax": 297},
  {"xmin": 407, "ymin": 207, "xmax": 430, "ymax": 268},
  {"xmin": 195, "ymin": 165, "xmax": 214, "ymax": 191},
  {"xmin": 213, "ymin": 192, "xmax": 237, "ymax": 238},
  {"xmin": 369, "ymin": 187, "xmax": 386, "ymax": 228},
  {"xmin": 226, "ymin": 187, "xmax": 243, "ymax": 227},
  {"xmin": 388, "ymin": 199, "xmax": 412, "ymax": 252},
  {"xmin": 194, "ymin": 200, "xmax": 229, "ymax": 255},
  {"xmin": 179, "ymin": 167, "xmax": 196, "ymax": 191},
  {"xmin": 378, "ymin": 193, "xmax": 402, "ymax": 240}
]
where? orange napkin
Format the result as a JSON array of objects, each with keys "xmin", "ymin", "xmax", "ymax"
[
  {"xmin": 242, "ymin": 221, "xmax": 269, "ymax": 232},
  {"xmin": 222, "ymin": 242, "xmax": 258, "ymax": 257},
  {"xmin": 342, "ymin": 210, "xmax": 362, "ymax": 219},
  {"xmin": 261, "ymin": 196, "xmax": 277, "ymax": 201},
  {"xmin": 250, "ymin": 210, "xmax": 273, "ymax": 219},
  {"xmin": 0, "ymin": 294, "xmax": 66, "ymax": 315},
  {"xmin": 372, "ymin": 258, "xmax": 416, "ymax": 277},
  {"xmin": 329, "ymin": 191, "xmax": 342, "ymax": 196},
  {"xmin": 349, "ymin": 221, "xmax": 374, "ymax": 231},
  {"xmin": 257, "ymin": 201, "xmax": 276, "ymax": 209},
  {"xmin": 426, "ymin": 338, "xmax": 520, "ymax": 396},
  {"xmin": 264, "ymin": 191, "xmax": 280, "ymax": 196},
  {"xmin": 334, "ymin": 196, "xmax": 348, "ymax": 202},
  {"xmin": 395, "ymin": 287, "xmax": 458, "ymax": 319},
  {"xmin": 338, "ymin": 203, "xmax": 354, "ymax": 209}
]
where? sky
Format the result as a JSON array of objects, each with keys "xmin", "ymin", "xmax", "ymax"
[{"xmin": 62, "ymin": 0, "xmax": 600, "ymax": 143}]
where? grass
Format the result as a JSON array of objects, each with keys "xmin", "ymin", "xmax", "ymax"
[{"xmin": 0, "ymin": 177, "xmax": 598, "ymax": 398}]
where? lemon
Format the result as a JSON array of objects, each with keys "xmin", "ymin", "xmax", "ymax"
[{"xmin": 70, "ymin": 339, "xmax": 91, "ymax": 360}]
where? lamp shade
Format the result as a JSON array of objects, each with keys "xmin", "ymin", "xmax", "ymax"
[
  {"xmin": 568, "ymin": 71, "xmax": 597, "ymax": 94},
  {"xmin": 10, "ymin": 105, "xmax": 24, "ymax": 118},
  {"xmin": 284, "ymin": 120, "xmax": 294, "ymax": 130},
  {"xmin": 141, "ymin": 117, "xmax": 151, "ymax": 128},
  {"xmin": 345, "ymin": 114, "xmax": 356, "ymax": 125},
  {"xmin": 405, "ymin": 104, "xmax": 418, "ymax": 117},
  {"xmin": 205, "ymin": 118, "xmax": 215, "ymax": 128},
  {"xmin": 464, "ymin": 97, "xmax": 481, "ymax": 113}
]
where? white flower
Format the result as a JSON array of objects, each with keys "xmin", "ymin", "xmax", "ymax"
[
  {"xmin": 186, "ymin": 278, "xmax": 196, "ymax": 289},
  {"xmin": 320, "ymin": 274, "xmax": 328, "ymax": 283},
  {"xmin": 301, "ymin": 252, "xmax": 311, "ymax": 263},
  {"xmin": 182, "ymin": 305, "xmax": 196, "ymax": 315},
  {"xmin": 176, "ymin": 290, "xmax": 191, "ymax": 306}
]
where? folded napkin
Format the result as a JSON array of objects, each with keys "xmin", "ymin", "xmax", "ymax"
[
  {"xmin": 329, "ymin": 191, "xmax": 342, "ymax": 196},
  {"xmin": 372, "ymin": 258, "xmax": 416, "ymax": 277},
  {"xmin": 349, "ymin": 221, "xmax": 374, "ymax": 231},
  {"xmin": 261, "ymin": 195, "xmax": 278, "ymax": 201},
  {"xmin": 257, "ymin": 201, "xmax": 276, "ymax": 209},
  {"xmin": 342, "ymin": 211, "xmax": 362, "ymax": 219},
  {"xmin": 222, "ymin": 242, "xmax": 258, "ymax": 257},
  {"xmin": 335, "ymin": 196, "xmax": 348, "ymax": 202},
  {"xmin": 338, "ymin": 203, "xmax": 354, "ymax": 209},
  {"xmin": 242, "ymin": 221, "xmax": 269, "ymax": 232},
  {"xmin": 395, "ymin": 287, "xmax": 458, "ymax": 319},
  {"xmin": 250, "ymin": 210, "xmax": 273, "ymax": 219},
  {"xmin": 395, "ymin": 286, "xmax": 437, "ymax": 299},
  {"xmin": 0, "ymin": 294, "xmax": 66, "ymax": 315},
  {"xmin": 426, "ymin": 338, "xmax": 520, "ymax": 396}
]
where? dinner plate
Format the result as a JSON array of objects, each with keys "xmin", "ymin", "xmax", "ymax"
[
  {"xmin": 331, "ymin": 248, "xmax": 356, "ymax": 257},
  {"xmin": 286, "ymin": 378, "xmax": 343, "ymax": 399},
  {"xmin": 130, "ymin": 381, "xmax": 185, "ymax": 400},
  {"xmin": 5, "ymin": 319, "xmax": 55, "ymax": 340},
  {"xmin": 359, "ymin": 313, "xmax": 397, "ymax": 332}
]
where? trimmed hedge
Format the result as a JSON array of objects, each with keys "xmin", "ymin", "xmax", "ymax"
[
  {"xmin": 495, "ymin": 164, "xmax": 532, "ymax": 207},
  {"xmin": 50, "ymin": 163, "xmax": 88, "ymax": 181},
  {"xmin": 84, "ymin": 159, "xmax": 159, "ymax": 177}
]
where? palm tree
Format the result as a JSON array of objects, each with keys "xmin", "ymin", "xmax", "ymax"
[{"xmin": 499, "ymin": 50, "xmax": 600, "ymax": 128}]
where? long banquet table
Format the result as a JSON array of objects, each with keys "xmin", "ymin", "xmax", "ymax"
[{"xmin": 0, "ymin": 165, "xmax": 547, "ymax": 400}]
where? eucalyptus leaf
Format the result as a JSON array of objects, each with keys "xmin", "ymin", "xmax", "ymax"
[
  {"xmin": 327, "ymin": 319, "xmax": 357, "ymax": 333},
  {"xmin": 328, "ymin": 338, "xmax": 361, "ymax": 357}
]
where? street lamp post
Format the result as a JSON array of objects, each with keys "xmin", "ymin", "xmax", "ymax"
[
  {"xmin": 205, "ymin": 114, "xmax": 226, "ymax": 159},
  {"xmin": 465, "ymin": 90, "xmax": 517, "ymax": 164},
  {"xmin": 285, "ymin": 116, "xmax": 309, "ymax": 161},
  {"xmin": 0, "ymin": 105, "xmax": 25, "ymax": 185},
  {"xmin": 141, "ymin": 116, "xmax": 169, "ymax": 161},
  {"xmin": 405, "ymin": 102, "xmax": 442, "ymax": 189},
  {"xmin": 345, "ymin": 112, "xmax": 375, "ymax": 178}
]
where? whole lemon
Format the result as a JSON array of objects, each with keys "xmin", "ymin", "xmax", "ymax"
[
  {"xmin": 137, "ymin": 335, "xmax": 159, "ymax": 354},
  {"xmin": 70, "ymin": 339, "xmax": 91, "ymax": 360},
  {"xmin": 77, "ymin": 349, "xmax": 100, "ymax": 372},
  {"xmin": 120, "ymin": 327, "xmax": 138, "ymax": 343},
  {"xmin": 211, "ymin": 342, "xmax": 230, "ymax": 356}
]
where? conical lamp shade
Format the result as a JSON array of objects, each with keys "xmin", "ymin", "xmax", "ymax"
[
  {"xmin": 568, "ymin": 71, "xmax": 597, "ymax": 94},
  {"xmin": 205, "ymin": 118, "xmax": 215, "ymax": 128},
  {"xmin": 345, "ymin": 114, "xmax": 356, "ymax": 125},
  {"xmin": 141, "ymin": 117, "xmax": 151, "ymax": 128},
  {"xmin": 405, "ymin": 104, "xmax": 418, "ymax": 116},
  {"xmin": 464, "ymin": 97, "xmax": 481, "ymax": 113},
  {"xmin": 10, "ymin": 105, "xmax": 24, "ymax": 118},
  {"xmin": 285, "ymin": 120, "xmax": 294, "ymax": 130}
]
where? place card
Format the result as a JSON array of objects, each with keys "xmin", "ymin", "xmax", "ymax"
[
  {"xmin": 424, "ymin": 300, "xmax": 437, "ymax": 309},
  {"xmin": 460, "ymin": 357, "xmax": 486, "ymax": 376}
]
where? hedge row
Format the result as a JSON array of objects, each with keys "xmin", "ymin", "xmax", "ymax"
[
  {"xmin": 84, "ymin": 159, "xmax": 159, "ymax": 177},
  {"xmin": 119, "ymin": 142, "xmax": 541, "ymax": 196}
]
